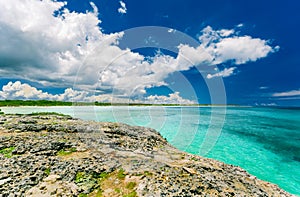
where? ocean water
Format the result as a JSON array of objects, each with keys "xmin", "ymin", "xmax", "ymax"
[{"xmin": 2, "ymin": 106, "xmax": 300, "ymax": 196}]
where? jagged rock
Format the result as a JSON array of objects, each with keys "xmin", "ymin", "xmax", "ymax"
[{"xmin": 0, "ymin": 114, "xmax": 296, "ymax": 197}]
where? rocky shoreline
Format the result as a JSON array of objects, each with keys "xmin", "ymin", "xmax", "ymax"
[{"xmin": 0, "ymin": 113, "xmax": 295, "ymax": 197}]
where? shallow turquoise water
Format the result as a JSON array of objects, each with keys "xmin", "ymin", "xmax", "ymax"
[{"xmin": 2, "ymin": 106, "xmax": 300, "ymax": 196}]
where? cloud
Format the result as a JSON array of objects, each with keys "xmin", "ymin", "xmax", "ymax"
[
  {"xmin": 0, "ymin": 81, "xmax": 138, "ymax": 102},
  {"xmin": 213, "ymin": 36, "xmax": 274, "ymax": 64},
  {"xmin": 272, "ymin": 89, "xmax": 300, "ymax": 97},
  {"xmin": 0, "ymin": 0, "xmax": 278, "ymax": 100},
  {"xmin": 237, "ymin": 23, "xmax": 244, "ymax": 28},
  {"xmin": 0, "ymin": 0, "xmax": 122, "ymax": 87},
  {"xmin": 168, "ymin": 28, "xmax": 176, "ymax": 33},
  {"xmin": 198, "ymin": 26, "xmax": 278, "ymax": 65},
  {"xmin": 174, "ymin": 26, "xmax": 277, "ymax": 79},
  {"xmin": 0, "ymin": 81, "xmax": 195, "ymax": 104},
  {"xmin": 255, "ymin": 102, "xmax": 277, "ymax": 106},
  {"xmin": 118, "ymin": 1, "xmax": 127, "ymax": 14},
  {"xmin": 207, "ymin": 67, "xmax": 236, "ymax": 79},
  {"xmin": 259, "ymin": 86, "xmax": 269, "ymax": 90},
  {"xmin": 275, "ymin": 96, "xmax": 300, "ymax": 100},
  {"xmin": 0, "ymin": 81, "xmax": 54, "ymax": 100},
  {"xmin": 0, "ymin": 81, "xmax": 88, "ymax": 102},
  {"xmin": 145, "ymin": 92, "xmax": 196, "ymax": 104}
]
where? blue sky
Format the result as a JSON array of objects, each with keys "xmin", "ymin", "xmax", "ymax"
[{"xmin": 0, "ymin": 0, "xmax": 299, "ymax": 106}]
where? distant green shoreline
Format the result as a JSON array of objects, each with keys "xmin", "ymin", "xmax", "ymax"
[{"xmin": 0, "ymin": 100, "xmax": 241, "ymax": 107}]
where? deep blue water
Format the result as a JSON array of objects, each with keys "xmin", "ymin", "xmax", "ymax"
[{"xmin": 2, "ymin": 106, "xmax": 300, "ymax": 196}]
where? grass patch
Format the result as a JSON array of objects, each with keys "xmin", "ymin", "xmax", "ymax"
[
  {"xmin": 100, "ymin": 169, "xmax": 138, "ymax": 197},
  {"xmin": 57, "ymin": 147, "xmax": 77, "ymax": 156},
  {"xmin": 99, "ymin": 172, "xmax": 109, "ymax": 179},
  {"xmin": 0, "ymin": 147, "xmax": 15, "ymax": 158},
  {"xmin": 75, "ymin": 171, "xmax": 86, "ymax": 183},
  {"xmin": 29, "ymin": 112, "xmax": 71, "ymax": 117},
  {"xmin": 117, "ymin": 169, "xmax": 126, "ymax": 179},
  {"xmin": 75, "ymin": 169, "xmax": 138, "ymax": 197},
  {"xmin": 94, "ymin": 189, "xmax": 103, "ymax": 197},
  {"xmin": 190, "ymin": 157, "xmax": 199, "ymax": 161},
  {"xmin": 144, "ymin": 171, "xmax": 153, "ymax": 176},
  {"xmin": 123, "ymin": 191, "xmax": 137, "ymax": 197},
  {"xmin": 88, "ymin": 188, "xmax": 103, "ymax": 197},
  {"xmin": 44, "ymin": 168, "xmax": 51, "ymax": 176},
  {"xmin": 125, "ymin": 182, "xmax": 136, "ymax": 190},
  {"xmin": 75, "ymin": 171, "xmax": 107, "ymax": 196}
]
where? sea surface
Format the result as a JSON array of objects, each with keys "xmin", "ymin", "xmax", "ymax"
[{"xmin": 2, "ymin": 106, "xmax": 300, "ymax": 196}]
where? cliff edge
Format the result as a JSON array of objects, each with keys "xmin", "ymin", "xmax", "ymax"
[{"xmin": 0, "ymin": 113, "xmax": 294, "ymax": 197}]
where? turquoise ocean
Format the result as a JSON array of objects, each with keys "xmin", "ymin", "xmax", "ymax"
[{"xmin": 2, "ymin": 106, "xmax": 300, "ymax": 196}]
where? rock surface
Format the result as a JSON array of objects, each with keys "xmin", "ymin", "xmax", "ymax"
[{"xmin": 0, "ymin": 113, "xmax": 295, "ymax": 197}]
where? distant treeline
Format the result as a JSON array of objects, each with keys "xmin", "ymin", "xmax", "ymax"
[
  {"xmin": 0, "ymin": 100, "xmax": 182, "ymax": 106},
  {"xmin": 0, "ymin": 100, "xmax": 186, "ymax": 107},
  {"xmin": 0, "ymin": 100, "xmax": 115, "ymax": 106},
  {"xmin": 0, "ymin": 100, "xmax": 73, "ymax": 106},
  {"xmin": 0, "ymin": 100, "xmax": 235, "ymax": 107}
]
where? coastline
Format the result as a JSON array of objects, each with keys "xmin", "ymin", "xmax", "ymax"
[
  {"xmin": 0, "ymin": 99, "xmax": 246, "ymax": 107},
  {"xmin": 0, "ymin": 113, "xmax": 295, "ymax": 196}
]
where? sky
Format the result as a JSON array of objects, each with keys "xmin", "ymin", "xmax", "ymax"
[{"xmin": 0, "ymin": 0, "xmax": 299, "ymax": 106}]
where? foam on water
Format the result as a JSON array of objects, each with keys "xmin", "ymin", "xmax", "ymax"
[{"xmin": 2, "ymin": 106, "xmax": 300, "ymax": 196}]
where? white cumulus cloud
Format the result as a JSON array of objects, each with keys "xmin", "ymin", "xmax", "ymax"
[
  {"xmin": 272, "ymin": 89, "xmax": 300, "ymax": 97},
  {"xmin": 0, "ymin": 81, "xmax": 89, "ymax": 102},
  {"xmin": 145, "ymin": 92, "xmax": 196, "ymax": 104},
  {"xmin": 198, "ymin": 26, "xmax": 278, "ymax": 65},
  {"xmin": 0, "ymin": 0, "xmax": 123, "ymax": 89},
  {"xmin": 1, "ymin": 81, "xmax": 53, "ymax": 100},
  {"xmin": 118, "ymin": 1, "xmax": 127, "ymax": 14},
  {"xmin": 0, "ymin": 81, "xmax": 195, "ymax": 104},
  {"xmin": 213, "ymin": 36, "xmax": 274, "ymax": 64},
  {"xmin": 174, "ymin": 26, "xmax": 277, "ymax": 79},
  {"xmin": 207, "ymin": 67, "xmax": 236, "ymax": 79}
]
